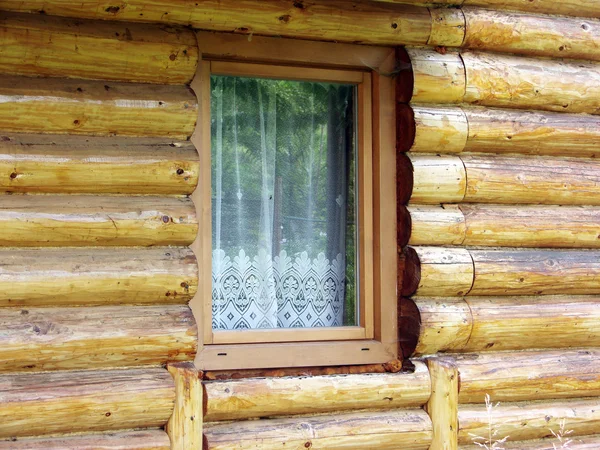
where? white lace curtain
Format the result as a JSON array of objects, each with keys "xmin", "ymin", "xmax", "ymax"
[{"xmin": 211, "ymin": 75, "xmax": 355, "ymax": 330}]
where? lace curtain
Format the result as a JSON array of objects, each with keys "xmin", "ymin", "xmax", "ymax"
[{"xmin": 211, "ymin": 75, "xmax": 356, "ymax": 330}]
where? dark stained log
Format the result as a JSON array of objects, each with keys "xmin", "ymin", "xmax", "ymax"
[
  {"xmin": 398, "ymin": 297, "xmax": 421, "ymax": 359},
  {"xmin": 0, "ymin": 306, "xmax": 197, "ymax": 372},
  {"xmin": 397, "ymin": 152, "xmax": 414, "ymax": 205},
  {"xmin": 0, "ymin": 247, "xmax": 197, "ymax": 307},
  {"xmin": 0, "ymin": 76, "xmax": 197, "ymax": 138},
  {"xmin": 398, "ymin": 204, "xmax": 412, "ymax": 248},
  {"xmin": 396, "ymin": 47, "xmax": 415, "ymax": 105},
  {"xmin": 0, "ymin": 431, "xmax": 171, "ymax": 450},
  {"xmin": 470, "ymin": 249, "xmax": 600, "ymax": 296},
  {"xmin": 0, "ymin": 368, "xmax": 175, "ymax": 438},
  {"xmin": 400, "ymin": 246, "xmax": 421, "ymax": 297},
  {"xmin": 204, "ymin": 409, "xmax": 433, "ymax": 449},
  {"xmin": 0, "ymin": 195, "xmax": 197, "ymax": 247},
  {"xmin": 0, "ymin": 11, "xmax": 198, "ymax": 84},
  {"xmin": 396, "ymin": 103, "xmax": 416, "ymax": 153},
  {"xmin": 0, "ymin": 0, "xmax": 432, "ymax": 46},
  {"xmin": 0, "ymin": 134, "xmax": 198, "ymax": 195}
]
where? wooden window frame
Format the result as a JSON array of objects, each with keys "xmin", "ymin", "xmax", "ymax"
[{"xmin": 190, "ymin": 31, "xmax": 397, "ymax": 370}]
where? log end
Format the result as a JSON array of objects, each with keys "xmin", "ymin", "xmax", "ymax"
[
  {"xmin": 396, "ymin": 47, "xmax": 414, "ymax": 104},
  {"xmin": 401, "ymin": 246, "xmax": 421, "ymax": 297},
  {"xmin": 396, "ymin": 103, "xmax": 416, "ymax": 152},
  {"xmin": 398, "ymin": 297, "xmax": 421, "ymax": 359},
  {"xmin": 397, "ymin": 204, "xmax": 412, "ymax": 248},
  {"xmin": 397, "ymin": 152, "xmax": 414, "ymax": 205}
]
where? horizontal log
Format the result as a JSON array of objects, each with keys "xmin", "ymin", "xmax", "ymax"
[
  {"xmin": 0, "ymin": 1, "xmax": 432, "ymax": 46},
  {"xmin": 427, "ymin": 7, "xmax": 465, "ymax": 47},
  {"xmin": 0, "ymin": 247, "xmax": 198, "ymax": 307},
  {"xmin": 0, "ymin": 76, "xmax": 197, "ymax": 138},
  {"xmin": 462, "ymin": 8, "xmax": 600, "ymax": 62},
  {"xmin": 406, "ymin": 153, "xmax": 600, "ymax": 205},
  {"xmin": 204, "ymin": 361, "xmax": 431, "ymax": 421},
  {"xmin": 0, "ymin": 368, "xmax": 175, "ymax": 438},
  {"xmin": 0, "ymin": 430, "xmax": 171, "ymax": 449},
  {"xmin": 461, "ymin": 435, "xmax": 600, "ymax": 450},
  {"xmin": 406, "ymin": 106, "xmax": 600, "ymax": 157},
  {"xmin": 457, "ymin": 350, "xmax": 600, "ymax": 403},
  {"xmin": 0, "ymin": 195, "xmax": 197, "ymax": 247},
  {"xmin": 0, "ymin": 305, "xmax": 197, "ymax": 372},
  {"xmin": 404, "ymin": 247, "xmax": 600, "ymax": 296},
  {"xmin": 409, "ymin": 204, "xmax": 600, "ymax": 248},
  {"xmin": 470, "ymin": 249, "xmax": 600, "ymax": 296},
  {"xmin": 459, "ymin": 398, "xmax": 600, "ymax": 444},
  {"xmin": 204, "ymin": 409, "xmax": 433, "ymax": 450},
  {"xmin": 402, "ymin": 296, "xmax": 600, "ymax": 356},
  {"xmin": 0, "ymin": 11, "xmax": 198, "ymax": 84},
  {"xmin": 407, "ymin": 154, "xmax": 466, "ymax": 204},
  {"xmin": 401, "ymin": 246, "xmax": 473, "ymax": 297},
  {"xmin": 0, "ymin": 134, "xmax": 198, "ymax": 194},
  {"xmin": 409, "ymin": 48, "xmax": 600, "ymax": 115}
]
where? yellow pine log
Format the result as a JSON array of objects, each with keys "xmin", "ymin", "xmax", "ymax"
[
  {"xmin": 0, "ymin": 11, "xmax": 198, "ymax": 84},
  {"xmin": 0, "ymin": 305, "xmax": 197, "ymax": 372},
  {"xmin": 460, "ymin": 205, "xmax": 600, "ymax": 248},
  {"xmin": 469, "ymin": 249, "xmax": 600, "ymax": 296},
  {"xmin": 427, "ymin": 7, "xmax": 465, "ymax": 48},
  {"xmin": 0, "ymin": 1, "xmax": 432, "ymax": 46},
  {"xmin": 462, "ymin": 8, "xmax": 600, "ymax": 62},
  {"xmin": 0, "ymin": 134, "xmax": 198, "ymax": 194},
  {"xmin": 0, "ymin": 195, "xmax": 197, "ymax": 247},
  {"xmin": 0, "ymin": 247, "xmax": 198, "ymax": 307},
  {"xmin": 408, "ymin": 205, "xmax": 466, "ymax": 246},
  {"xmin": 457, "ymin": 350, "xmax": 600, "ymax": 403},
  {"xmin": 167, "ymin": 362, "xmax": 203, "ymax": 450},
  {"xmin": 406, "ymin": 48, "xmax": 466, "ymax": 104},
  {"xmin": 408, "ymin": 106, "xmax": 600, "ymax": 157},
  {"xmin": 404, "ymin": 296, "xmax": 600, "ymax": 355},
  {"xmin": 0, "ymin": 430, "xmax": 171, "ymax": 450},
  {"xmin": 0, "ymin": 368, "xmax": 175, "ymax": 438},
  {"xmin": 204, "ymin": 362, "xmax": 431, "ymax": 422},
  {"xmin": 425, "ymin": 358, "xmax": 459, "ymax": 450},
  {"xmin": 402, "ymin": 246, "xmax": 474, "ymax": 297},
  {"xmin": 408, "ymin": 154, "xmax": 466, "ymax": 204},
  {"xmin": 0, "ymin": 76, "xmax": 197, "ymax": 138},
  {"xmin": 462, "ymin": 51, "xmax": 600, "ymax": 114},
  {"xmin": 461, "ymin": 435, "xmax": 600, "ymax": 450},
  {"xmin": 458, "ymin": 398, "xmax": 600, "ymax": 444},
  {"xmin": 203, "ymin": 409, "xmax": 433, "ymax": 450}
]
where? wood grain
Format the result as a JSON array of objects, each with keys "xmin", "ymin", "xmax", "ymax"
[
  {"xmin": 410, "ymin": 106, "xmax": 468, "ymax": 154},
  {"xmin": 0, "ymin": 368, "xmax": 175, "ymax": 438},
  {"xmin": 407, "ymin": 48, "xmax": 466, "ymax": 104},
  {"xmin": 408, "ymin": 154, "xmax": 466, "ymax": 204},
  {"xmin": 0, "ymin": 305, "xmax": 197, "ymax": 372},
  {"xmin": 167, "ymin": 362, "xmax": 203, "ymax": 450},
  {"xmin": 0, "ymin": 247, "xmax": 197, "ymax": 307},
  {"xmin": 408, "ymin": 205, "xmax": 466, "ymax": 246},
  {"xmin": 204, "ymin": 362, "xmax": 431, "ymax": 421},
  {"xmin": 0, "ymin": 11, "xmax": 198, "ymax": 83},
  {"xmin": 0, "ymin": 76, "xmax": 197, "ymax": 138},
  {"xmin": 0, "ymin": 195, "xmax": 197, "ymax": 247},
  {"xmin": 0, "ymin": 134, "xmax": 198, "ymax": 194},
  {"xmin": 204, "ymin": 409, "xmax": 433, "ymax": 450},
  {"xmin": 425, "ymin": 358, "xmax": 458, "ymax": 450}
]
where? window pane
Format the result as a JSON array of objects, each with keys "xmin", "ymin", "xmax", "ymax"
[{"xmin": 211, "ymin": 75, "xmax": 357, "ymax": 330}]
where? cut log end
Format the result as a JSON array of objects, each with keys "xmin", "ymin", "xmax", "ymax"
[
  {"xmin": 398, "ymin": 297, "xmax": 421, "ymax": 359},
  {"xmin": 397, "ymin": 204, "xmax": 412, "ymax": 248},
  {"xmin": 396, "ymin": 47, "xmax": 414, "ymax": 104},
  {"xmin": 401, "ymin": 246, "xmax": 421, "ymax": 297},
  {"xmin": 397, "ymin": 152, "xmax": 414, "ymax": 205},
  {"xmin": 396, "ymin": 103, "xmax": 416, "ymax": 152}
]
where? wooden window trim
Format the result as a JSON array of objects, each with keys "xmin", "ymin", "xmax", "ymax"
[{"xmin": 190, "ymin": 32, "xmax": 397, "ymax": 370}]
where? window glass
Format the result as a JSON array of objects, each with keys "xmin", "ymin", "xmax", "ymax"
[{"xmin": 211, "ymin": 75, "xmax": 357, "ymax": 330}]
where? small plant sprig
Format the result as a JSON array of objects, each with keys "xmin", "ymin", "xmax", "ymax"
[
  {"xmin": 550, "ymin": 418, "xmax": 574, "ymax": 450},
  {"xmin": 469, "ymin": 394, "xmax": 509, "ymax": 450}
]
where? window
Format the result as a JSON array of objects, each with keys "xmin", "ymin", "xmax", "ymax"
[{"xmin": 191, "ymin": 33, "xmax": 397, "ymax": 370}]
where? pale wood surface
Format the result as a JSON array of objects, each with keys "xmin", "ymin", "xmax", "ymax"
[
  {"xmin": 0, "ymin": 76, "xmax": 197, "ymax": 138},
  {"xmin": 0, "ymin": 0, "xmax": 432, "ymax": 45},
  {"xmin": 462, "ymin": 8, "xmax": 600, "ymax": 62},
  {"xmin": 427, "ymin": 8, "xmax": 465, "ymax": 47},
  {"xmin": 0, "ymin": 430, "xmax": 171, "ymax": 450},
  {"xmin": 204, "ymin": 362, "xmax": 431, "ymax": 422},
  {"xmin": 0, "ymin": 195, "xmax": 197, "ymax": 247},
  {"xmin": 462, "ymin": 51, "xmax": 600, "ymax": 114},
  {"xmin": 0, "ymin": 11, "xmax": 198, "ymax": 83},
  {"xmin": 458, "ymin": 398, "xmax": 600, "ymax": 444},
  {"xmin": 167, "ymin": 362, "xmax": 203, "ymax": 450},
  {"xmin": 408, "ymin": 205, "xmax": 466, "ymax": 246},
  {"xmin": 0, "ymin": 247, "xmax": 198, "ymax": 307},
  {"xmin": 426, "ymin": 358, "xmax": 458, "ymax": 450},
  {"xmin": 0, "ymin": 305, "xmax": 197, "ymax": 372},
  {"xmin": 415, "ymin": 247, "xmax": 474, "ymax": 297},
  {"xmin": 464, "ymin": 107, "xmax": 600, "ymax": 157},
  {"xmin": 456, "ymin": 349, "xmax": 600, "ymax": 403},
  {"xmin": 410, "ymin": 106, "xmax": 468, "ymax": 154},
  {"xmin": 0, "ymin": 134, "xmax": 198, "ymax": 194},
  {"xmin": 204, "ymin": 409, "xmax": 433, "ymax": 450},
  {"xmin": 0, "ymin": 368, "xmax": 175, "ymax": 438},
  {"xmin": 470, "ymin": 249, "xmax": 600, "ymax": 296},
  {"xmin": 409, "ymin": 154, "xmax": 466, "ymax": 204},
  {"xmin": 408, "ymin": 48, "xmax": 466, "ymax": 104}
]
